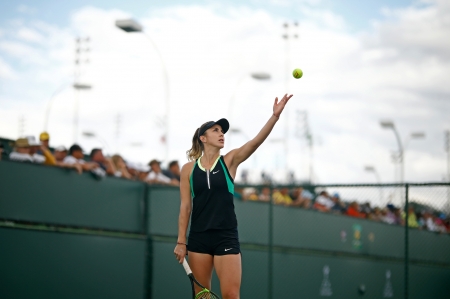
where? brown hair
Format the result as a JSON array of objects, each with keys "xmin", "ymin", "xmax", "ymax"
[
  {"xmin": 111, "ymin": 154, "xmax": 123, "ymax": 168},
  {"xmin": 186, "ymin": 122, "xmax": 209, "ymax": 161}
]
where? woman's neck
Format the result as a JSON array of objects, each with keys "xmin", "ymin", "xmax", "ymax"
[{"xmin": 201, "ymin": 147, "xmax": 220, "ymax": 167}]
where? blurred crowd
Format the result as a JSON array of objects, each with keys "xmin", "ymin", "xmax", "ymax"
[
  {"xmin": 237, "ymin": 187, "xmax": 450, "ymax": 234},
  {"xmin": 1, "ymin": 133, "xmax": 180, "ymax": 185},
  {"xmin": 2, "ymin": 133, "xmax": 449, "ymax": 234}
]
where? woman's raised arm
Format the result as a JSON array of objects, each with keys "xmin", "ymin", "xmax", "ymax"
[{"xmin": 226, "ymin": 94, "xmax": 293, "ymax": 171}]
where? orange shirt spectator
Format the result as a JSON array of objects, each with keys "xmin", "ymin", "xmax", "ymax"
[{"xmin": 346, "ymin": 202, "xmax": 365, "ymax": 218}]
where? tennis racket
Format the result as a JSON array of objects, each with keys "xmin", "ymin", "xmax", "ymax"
[{"xmin": 182, "ymin": 258, "xmax": 221, "ymax": 299}]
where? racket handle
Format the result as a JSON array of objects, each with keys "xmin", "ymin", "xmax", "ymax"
[{"xmin": 182, "ymin": 258, "xmax": 192, "ymax": 275}]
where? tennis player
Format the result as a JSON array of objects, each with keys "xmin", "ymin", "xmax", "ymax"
[{"xmin": 174, "ymin": 93, "xmax": 293, "ymax": 299}]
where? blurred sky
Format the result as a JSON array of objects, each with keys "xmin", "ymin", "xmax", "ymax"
[{"xmin": 0, "ymin": 0, "xmax": 449, "ymax": 184}]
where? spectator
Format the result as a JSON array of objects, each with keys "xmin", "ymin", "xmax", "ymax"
[
  {"xmin": 403, "ymin": 206, "xmax": 419, "ymax": 228},
  {"xmin": 381, "ymin": 205, "xmax": 398, "ymax": 224},
  {"xmin": 346, "ymin": 201, "xmax": 366, "ymax": 218},
  {"xmin": 360, "ymin": 202, "xmax": 372, "ymax": 215},
  {"xmin": 63, "ymin": 144, "xmax": 98, "ymax": 172},
  {"xmin": 0, "ymin": 143, "xmax": 4, "ymax": 160},
  {"xmin": 368, "ymin": 207, "xmax": 382, "ymax": 221},
  {"xmin": 423, "ymin": 211, "xmax": 439, "ymax": 231},
  {"xmin": 137, "ymin": 164, "xmax": 151, "ymax": 181},
  {"xmin": 330, "ymin": 193, "xmax": 346, "ymax": 213},
  {"xmin": 291, "ymin": 187, "xmax": 312, "ymax": 208},
  {"xmin": 258, "ymin": 186, "xmax": 271, "ymax": 202},
  {"xmin": 9, "ymin": 138, "xmax": 33, "ymax": 162},
  {"xmin": 25, "ymin": 136, "xmax": 46, "ymax": 164},
  {"xmin": 39, "ymin": 132, "xmax": 50, "ymax": 147},
  {"xmin": 54, "ymin": 146, "xmax": 67, "ymax": 163},
  {"xmin": 313, "ymin": 191, "xmax": 334, "ymax": 212},
  {"xmin": 167, "ymin": 160, "xmax": 181, "ymax": 181},
  {"xmin": 273, "ymin": 187, "xmax": 293, "ymax": 205},
  {"xmin": 35, "ymin": 133, "xmax": 57, "ymax": 166},
  {"xmin": 90, "ymin": 148, "xmax": 116, "ymax": 176},
  {"xmin": 52, "ymin": 145, "xmax": 81, "ymax": 174},
  {"xmin": 394, "ymin": 207, "xmax": 404, "ymax": 226},
  {"xmin": 146, "ymin": 159, "xmax": 179, "ymax": 186},
  {"xmin": 242, "ymin": 187, "xmax": 259, "ymax": 201},
  {"xmin": 111, "ymin": 154, "xmax": 133, "ymax": 179}
]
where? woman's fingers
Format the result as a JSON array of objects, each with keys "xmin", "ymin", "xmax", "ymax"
[{"xmin": 174, "ymin": 246, "xmax": 186, "ymax": 263}]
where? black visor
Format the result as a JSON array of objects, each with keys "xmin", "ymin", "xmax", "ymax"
[{"xmin": 198, "ymin": 118, "xmax": 229, "ymax": 139}]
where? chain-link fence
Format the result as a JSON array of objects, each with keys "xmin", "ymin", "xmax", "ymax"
[{"xmin": 234, "ymin": 182, "xmax": 450, "ymax": 299}]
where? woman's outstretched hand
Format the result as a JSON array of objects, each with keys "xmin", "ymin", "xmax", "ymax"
[{"xmin": 273, "ymin": 94, "xmax": 293, "ymax": 118}]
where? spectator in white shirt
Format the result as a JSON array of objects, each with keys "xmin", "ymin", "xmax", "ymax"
[
  {"xmin": 63, "ymin": 144, "xmax": 98, "ymax": 172},
  {"xmin": 90, "ymin": 148, "xmax": 116, "ymax": 176},
  {"xmin": 313, "ymin": 191, "xmax": 334, "ymax": 212},
  {"xmin": 9, "ymin": 138, "xmax": 33, "ymax": 162},
  {"xmin": 146, "ymin": 159, "xmax": 179, "ymax": 186}
]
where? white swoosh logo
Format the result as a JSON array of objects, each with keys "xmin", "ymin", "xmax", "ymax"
[
  {"xmin": 213, "ymin": 170, "xmax": 220, "ymax": 174},
  {"xmin": 224, "ymin": 248, "xmax": 232, "ymax": 251}
]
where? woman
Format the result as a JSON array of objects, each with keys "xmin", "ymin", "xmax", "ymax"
[
  {"xmin": 174, "ymin": 94, "xmax": 292, "ymax": 299},
  {"xmin": 111, "ymin": 154, "xmax": 133, "ymax": 179}
]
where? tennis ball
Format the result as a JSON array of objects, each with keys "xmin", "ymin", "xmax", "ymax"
[{"xmin": 292, "ymin": 68, "xmax": 303, "ymax": 79}]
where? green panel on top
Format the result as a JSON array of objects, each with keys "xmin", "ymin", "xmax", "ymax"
[
  {"xmin": 148, "ymin": 187, "xmax": 181, "ymax": 236},
  {"xmin": 234, "ymin": 200, "xmax": 270, "ymax": 245},
  {"xmin": 0, "ymin": 161, "xmax": 145, "ymax": 232},
  {"xmin": 409, "ymin": 228, "xmax": 450, "ymax": 264},
  {"xmin": 272, "ymin": 205, "xmax": 450, "ymax": 263},
  {"xmin": 273, "ymin": 205, "xmax": 405, "ymax": 257},
  {"xmin": 0, "ymin": 227, "xmax": 146, "ymax": 299}
]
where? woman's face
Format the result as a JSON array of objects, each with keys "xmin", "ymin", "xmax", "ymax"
[{"xmin": 202, "ymin": 124, "xmax": 225, "ymax": 148}]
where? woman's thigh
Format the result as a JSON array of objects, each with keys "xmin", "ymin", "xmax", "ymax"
[
  {"xmin": 188, "ymin": 251, "xmax": 214, "ymax": 292},
  {"xmin": 214, "ymin": 254, "xmax": 242, "ymax": 299}
]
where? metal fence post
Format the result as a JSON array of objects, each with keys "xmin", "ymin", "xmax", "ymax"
[
  {"xmin": 404, "ymin": 183, "xmax": 409, "ymax": 299},
  {"xmin": 268, "ymin": 184, "xmax": 274, "ymax": 299}
]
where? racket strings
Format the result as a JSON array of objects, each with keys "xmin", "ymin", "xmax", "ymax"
[{"xmin": 196, "ymin": 291, "xmax": 220, "ymax": 299}]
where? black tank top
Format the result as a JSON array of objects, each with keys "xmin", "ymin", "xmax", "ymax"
[{"xmin": 189, "ymin": 155, "xmax": 236, "ymax": 232}]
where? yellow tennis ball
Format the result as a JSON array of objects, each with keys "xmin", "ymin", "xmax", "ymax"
[{"xmin": 292, "ymin": 68, "xmax": 303, "ymax": 79}]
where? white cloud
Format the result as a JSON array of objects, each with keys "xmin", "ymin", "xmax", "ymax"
[
  {"xmin": 0, "ymin": 56, "xmax": 18, "ymax": 79},
  {"xmin": 0, "ymin": 40, "xmax": 45, "ymax": 65},
  {"xmin": 0, "ymin": 1, "xmax": 449, "ymax": 186},
  {"xmin": 17, "ymin": 4, "xmax": 37, "ymax": 15},
  {"xmin": 17, "ymin": 27, "xmax": 44, "ymax": 43}
]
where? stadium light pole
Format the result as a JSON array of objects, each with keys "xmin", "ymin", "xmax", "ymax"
[
  {"xmin": 228, "ymin": 72, "xmax": 271, "ymax": 149},
  {"xmin": 73, "ymin": 83, "xmax": 92, "ymax": 143},
  {"xmin": 364, "ymin": 165, "xmax": 383, "ymax": 206},
  {"xmin": 380, "ymin": 121, "xmax": 426, "ymax": 182},
  {"xmin": 115, "ymin": 18, "xmax": 170, "ymax": 163},
  {"xmin": 380, "ymin": 121, "xmax": 404, "ymax": 183}
]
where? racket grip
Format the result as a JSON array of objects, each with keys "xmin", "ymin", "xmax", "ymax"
[{"xmin": 182, "ymin": 258, "xmax": 192, "ymax": 275}]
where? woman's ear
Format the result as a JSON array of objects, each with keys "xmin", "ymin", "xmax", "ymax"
[{"xmin": 199, "ymin": 135, "xmax": 206, "ymax": 143}]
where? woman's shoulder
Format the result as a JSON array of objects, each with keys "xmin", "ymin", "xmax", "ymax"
[{"xmin": 180, "ymin": 161, "xmax": 196, "ymax": 175}]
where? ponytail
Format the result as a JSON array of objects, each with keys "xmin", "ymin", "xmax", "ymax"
[
  {"xmin": 186, "ymin": 122, "xmax": 211, "ymax": 161},
  {"xmin": 186, "ymin": 127, "xmax": 204, "ymax": 161}
]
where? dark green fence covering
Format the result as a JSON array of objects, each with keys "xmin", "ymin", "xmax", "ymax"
[
  {"xmin": 0, "ymin": 227, "xmax": 146, "ymax": 299},
  {"xmin": 1, "ymin": 161, "xmax": 450, "ymax": 299},
  {"xmin": 0, "ymin": 161, "xmax": 145, "ymax": 232}
]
